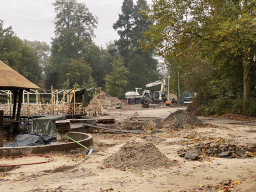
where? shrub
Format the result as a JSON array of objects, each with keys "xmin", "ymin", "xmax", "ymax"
[
  {"xmin": 231, "ymin": 99, "xmax": 243, "ymax": 114},
  {"xmin": 245, "ymin": 98, "xmax": 256, "ymax": 117},
  {"xmin": 214, "ymin": 97, "xmax": 234, "ymax": 113}
]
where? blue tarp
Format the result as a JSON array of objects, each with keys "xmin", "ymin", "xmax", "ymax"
[{"xmin": 4, "ymin": 134, "xmax": 56, "ymax": 147}]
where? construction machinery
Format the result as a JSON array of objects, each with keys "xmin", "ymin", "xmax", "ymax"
[
  {"xmin": 124, "ymin": 88, "xmax": 143, "ymax": 105},
  {"xmin": 125, "ymin": 79, "xmax": 167, "ymax": 108},
  {"xmin": 141, "ymin": 79, "xmax": 167, "ymax": 108}
]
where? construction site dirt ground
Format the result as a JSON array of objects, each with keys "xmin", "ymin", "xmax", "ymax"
[{"xmin": 0, "ymin": 104, "xmax": 256, "ymax": 192}]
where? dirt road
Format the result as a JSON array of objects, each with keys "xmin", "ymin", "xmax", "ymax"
[{"xmin": 0, "ymin": 105, "xmax": 255, "ymax": 192}]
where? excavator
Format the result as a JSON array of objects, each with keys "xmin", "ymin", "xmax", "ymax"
[
  {"xmin": 141, "ymin": 79, "xmax": 167, "ymax": 108},
  {"xmin": 125, "ymin": 79, "xmax": 167, "ymax": 108}
]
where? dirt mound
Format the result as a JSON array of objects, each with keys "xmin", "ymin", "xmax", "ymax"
[
  {"xmin": 103, "ymin": 141, "xmax": 176, "ymax": 170},
  {"xmin": 164, "ymin": 110, "xmax": 206, "ymax": 129},
  {"xmin": 97, "ymin": 91, "xmax": 120, "ymax": 107},
  {"xmin": 121, "ymin": 117, "xmax": 163, "ymax": 132},
  {"xmin": 89, "ymin": 91, "xmax": 120, "ymax": 107}
]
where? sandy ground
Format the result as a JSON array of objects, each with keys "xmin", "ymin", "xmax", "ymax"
[{"xmin": 0, "ymin": 105, "xmax": 256, "ymax": 192}]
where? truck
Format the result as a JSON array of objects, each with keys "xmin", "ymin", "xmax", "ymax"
[{"xmin": 124, "ymin": 88, "xmax": 143, "ymax": 105}]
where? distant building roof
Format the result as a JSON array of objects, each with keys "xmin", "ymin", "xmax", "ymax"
[{"xmin": 0, "ymin": 60, "xmax": 39, "ymax": 90}]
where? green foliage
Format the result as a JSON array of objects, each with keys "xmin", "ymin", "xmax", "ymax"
[
  {"xmin": 143, "ymin": 0, "xmax": 256, "ymax": 113},
  {"xmin": 198, "ymin": 106, "xmax": 216, "ymax": 116},
  {"xmin": 114, "ymin": 0, "xmax": 159, "ymax": 91},
  {"xmin": 46, "ymin": 0, "xmax": 97, "ymax": 89},
  {"xmin": 245, "ymin": 98, "xmax": 256, "ymax": 117},
  {"xmin": 82, "ymin": 75, "xmax": 97, "ymax": 89},
  {"xmin": 126, "ymin": 53, "xmax": 159, "ymax": 91},
  {"xmin": 0, "ymin": 21, "xmax": 42, "ymax": 85},
  {"xmin": 214, "ymin": 97, "xmax": 235, "ymax": 114},
  {"xmin": 113, "ymin": 0, "xmax": 134, "ymax": 66},
  {"xmin": 52, "ymin": 0, "xmax": 97, "ymax": 59},
  {"xmin": 105, "ymin": 58, "xmax": 129, "ymax": 97},
  {"xmin": 83, "ymin": 43, "xmax": 115, "ymax": 88}
]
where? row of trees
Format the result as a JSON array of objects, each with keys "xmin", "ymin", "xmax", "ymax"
[
  {"xmin": 0, "ymin": 0, "xmax": 162, "ymax": 98},
  {"xmin": 143, "ymin": 0, "xmax": 256, "ymax": 116},
  {"xmin": 3, "ymin": 0, "xmax": 254, "ymax": 116},
  {"xmin": 46, "ymin": 0, "xmax": 160, "ymax": 96}
]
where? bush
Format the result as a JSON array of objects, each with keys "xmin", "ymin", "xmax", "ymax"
[
  {"xmin": 245, "ymin": 98, "xmax": 256, "ymax": 117},
  {"xmin": 213, "ymin": 97, "xmax": 234, "ymax": 113},
  {"xmin": 191, "ymin": 91, "xmax": 255, "ymax": 117},
  {"xmin": 231, "ymin": 99, "xmax": 243, "ymax": 114},
  {"xmin": 193, "ymin": 91, "xmax": 216, "ymax": 106},
  {"xmin": 198, "ymin": 105, "xmax": 216, "ymax": 116}
]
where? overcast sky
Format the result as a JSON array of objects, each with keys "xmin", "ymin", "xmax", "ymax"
[{"xmin": 0, "ymin": 0, "xmax": 152, "ymax": 48}]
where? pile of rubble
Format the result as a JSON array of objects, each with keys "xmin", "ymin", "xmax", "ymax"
[
  {"xmin": 178, "ymin": 140, "xmax": 256, "ymax": 160},
  {"xmin": 103, "ymin": 141, "xmax": 176, "ymax": 170}
]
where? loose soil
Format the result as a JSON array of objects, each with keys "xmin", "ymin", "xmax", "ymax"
[
  {"xmin": 103, "ymin": 141, "xmax": 177, "ymax": 170},
  {"xmin": 0, "ymin": 104, "xmax": 256, "ymax": 192}
]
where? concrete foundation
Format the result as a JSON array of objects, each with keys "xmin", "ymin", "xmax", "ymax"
[{"xmin": 0, "ymin": 132, "xmax": 93, "ymax": 157}]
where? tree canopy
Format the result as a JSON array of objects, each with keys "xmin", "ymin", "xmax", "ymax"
[
  {"xmin": 105, "ymin": 58, "xmax": 129, "ymax": 97},
  {"xmin": 113, "ymin": 0, "xmax": 160, "ymax": 92},
  {"xmin": 143, "ymin": 0, "xmax": 256, "ymax": 111},
  {"xmin": 0, "ymin": 20, "xmax": 42, "ymax": 85},
  {"xmin": 46, "ymin": 0, "xmax": 98, "ymax": 89}
]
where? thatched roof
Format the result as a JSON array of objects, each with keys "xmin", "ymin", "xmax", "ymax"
[{"xmin": 0, "ymin": 60, "xmax": 39, "ymax": 90}]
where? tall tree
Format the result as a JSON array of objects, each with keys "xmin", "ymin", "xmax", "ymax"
[
  {"xmin": 144, "ymin": 0, "xmax": 256, "ymax": 110},
  {"xmin": 113, "ymin": 0, "xmax": 134, "ymax": 67},
  {"xmin": 52, "ymin": 0, "xmax": 97, "ymax": 58},
  {"xmin": 114, "ymin": 0, "xmax": 160, "ymax": 91},
  {"xmin": 47, "ymin": 0, "xmax": 98, "ymax": 89}
]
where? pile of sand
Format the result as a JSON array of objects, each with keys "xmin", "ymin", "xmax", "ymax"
[
  {"xmin": 103, "ymin": 141, "xmax": 176, "ymax": 170},
  {"xmin": 96, "ymin": 91, "xmax": 120, "ymax": 107},
  {"xmin": 164, "ymin": 110, "xmax": 206, "ymax": 129},
  {"xmin": 121, "ymin": 117, "xmax": 163, "ymax": 132}
]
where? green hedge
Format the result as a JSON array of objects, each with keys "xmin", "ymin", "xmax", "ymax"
[{"xmin": 245, "ymin": 98, "xmax": 256, "ymax": 117}]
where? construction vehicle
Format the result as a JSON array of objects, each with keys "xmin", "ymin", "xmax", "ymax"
[
  {"xmin": 141, "ymin": 79, "xmax": 167, "ymax": 108},
  {"xmin": 125, "ymin": 79, "xmax": 167, "ymax": 108},
  {"xmin": 125, "ymin": 88, "xmax": 143, "ymax": 105}
]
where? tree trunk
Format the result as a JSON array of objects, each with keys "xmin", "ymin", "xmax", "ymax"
[{"xmin": 243, "ymin": 55, "xmax": 250, "ymax": 111}]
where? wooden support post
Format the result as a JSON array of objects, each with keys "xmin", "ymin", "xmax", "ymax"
[
  {"xmin": 36, "ymin": 90, "xmax": 38, "ymax": 104},
  {"xmin": 13, "ymin": 89, "xmax": 23, "ymax": 135},
  {"xmin": 27, "ymin": 90, "xmax": 30, "ymax": 117},
  {"xmin": 23, "ymin": 90, "xmax": 25, "ymax": 104},
  {"xmin": 9, "ymin": 91, "xmax": 12, "ymax": 116},
  {"xmin": 73, "ymin": 86, "xmax": 76, "ymax": 115},
  {"xmin": 16, "ymin": 89, "xmax": 23, "ymax": 122},
  {"xmin": 51, "ymin": 86, "xmax": 54, "ymax": 115},
  {"xmin": 0, "ymin": 110, "xmax": 3, "ymax": 147},
  {"xmin": 12, "ymin": 89, "xmax": 17, "ymax": 119}
]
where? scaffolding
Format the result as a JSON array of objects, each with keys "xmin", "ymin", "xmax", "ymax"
[{"xmin": 0, "ymin": 86, "xmax": 84, "ymax": 117}]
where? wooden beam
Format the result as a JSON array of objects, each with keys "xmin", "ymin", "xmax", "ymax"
[
  {"xmin": 12, "ymin": 89, "xmax": 17, "ymax": 119},
  {"xmin": 16, "ymin": 89, "xmax": 23, "ymax": 122},
  {"xmin": 0, "ymin": 110, "xmax": 3, "ymax": 147}
]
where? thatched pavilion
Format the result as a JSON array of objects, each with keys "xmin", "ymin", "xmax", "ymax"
[{"xmin": 0, "ymin": 60, "xmax": 39, "ymax": 146}]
